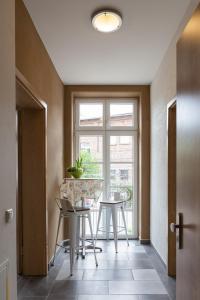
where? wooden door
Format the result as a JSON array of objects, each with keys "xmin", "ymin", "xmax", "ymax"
[
  {"xmin": 176, "ymin": 4, "xmax": 200, "ymax": 300},
  {"xmin": 167, "ymin": 101, "xmax": 176, "ymax": 277}
]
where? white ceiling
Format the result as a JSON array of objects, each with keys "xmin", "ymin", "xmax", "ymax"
[{"xmin": 23, "ymin": 0, "xmax": 191, "ymax": 85}]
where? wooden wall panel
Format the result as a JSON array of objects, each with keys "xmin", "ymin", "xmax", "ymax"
[{"xmin": 15, "ymin": 0, "xmax": 64, "ymax": 263}]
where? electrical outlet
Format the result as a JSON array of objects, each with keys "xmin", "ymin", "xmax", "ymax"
[{"xmin": 5, "ymin": 209, "xmax": 14, "ymax": 223}]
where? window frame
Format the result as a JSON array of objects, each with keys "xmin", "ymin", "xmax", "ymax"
[
  {"xmin": 75, "ymin": 130, "xmax": 106, "ymax": 180},
  {"xmin": 75, "ymin": 98, "xmax": 138, "ymax": 131},
  {"xmin": 106, "ymin": 99, "xmax": 138, "ymax": 131},
  {"xmin": 75, "ymin": 99, "xmax": 105, "ymax": 131},
  {"xmin": 74, "ymin": 98, "xmax": 138, "ymax": 238}
]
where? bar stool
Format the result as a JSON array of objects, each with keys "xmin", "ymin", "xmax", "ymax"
[
  {"xmin": 52, "ymin": 197, "xmax": 98, "ymax": 275},
  {"xmin": 96, "ymin": 187, "xmax": 131, "ymax": 253}
]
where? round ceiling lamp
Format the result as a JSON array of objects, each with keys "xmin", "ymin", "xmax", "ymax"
[{"xmin": 92, "ymin": 9, "xmax": 122, "ymax": 33}]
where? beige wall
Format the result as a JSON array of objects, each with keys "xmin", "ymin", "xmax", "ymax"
[
  {"xmin": 0, "ymin": 0, "xmax": 17, "ymax": 298},
  {"xmin": 150, "ymin": 0, "xmax": 199, "ymax": 263},
  {"xmin": 16, "ymin": 0, "xmax": 64, "ymax": 262}
]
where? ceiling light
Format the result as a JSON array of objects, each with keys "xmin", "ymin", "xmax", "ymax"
[{"xmin": 92, "ymin": 9, "xmax": 122, "ymax": 33}]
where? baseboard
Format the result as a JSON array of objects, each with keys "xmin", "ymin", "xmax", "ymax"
[
  {"xmin": 140, "ymin": 239, "xmax": 150, "ymax": 245},
  {"xmin": 150, "ymin": 242, "xmax": 167, "ymax": 269}
]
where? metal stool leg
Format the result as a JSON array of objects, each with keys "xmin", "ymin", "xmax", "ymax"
[
  {"xmin": 88, "ymin": 212, "xmax": 98, "ymax": 267},
  {"xmin": 121, "ymin": 205, "xmax": 129, "ymax": 246},
  {"xmin": 52, "ymin": 211, "xmax": 62, "ymax": 266},
  {"xmin": 81, "ymin": 215, "xmax": 86, "ymax": 259},
  {"xmin": 95, "ymin": 204, "xmax": 102, "ymax": 240},
  {"xmin": 111, "ymin": 205, "xmax": 118, "ymax": 253},
  {"xmin": 69, "ymin": 214, "xmax": 78, "ymax": 276},
  {"xmin": 76, "ymin": 217, "xmax": 80, "ymax": 258},
  {"xmin": 106, "ymin": 207, "xmax": 112, "ymax": 240}
]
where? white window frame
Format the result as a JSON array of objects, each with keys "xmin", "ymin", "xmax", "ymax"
[
  {"xmin": 106, "ymin": 99, "xmax": 138, "ymax": 131},
  {"xmin": 106, "ymin": 130, "xmax": 138, "ymax": 238},
  {"xmin": 75, "ymin": 99, "xmax": 105, "ymax": 131},
  {"xmin": 74, "ymin": 98, "xmax": 138, "ymax": 238},
  {"xmin": 75, "ymin": 131, "xmax": 106, "ymax": 182}
]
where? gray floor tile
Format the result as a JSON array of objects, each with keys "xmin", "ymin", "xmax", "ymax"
[
  {"xmin": 139, "ymin": 296, "xmax": 170, "ymax": 300},
  {"xmin": 78, "ymin": 296, "xmax": 140, "ymax": 300},
  {"xmin": 102, "ymin": 244, "xmax": 146, "ymax": 254},
  {"xmin": 129, "ymin": 254, "xmax": 149, "ymax": 260},
  {"xmin": 83, "ymin": 269, "xmax": 133, "ymax": 280},
  {"xmin": 50, "ymin": 280, "xmax": 108, "ymax": 296},
  {"xmin": 67, "ymin": 259, "xmax": 108, "ymax": 270},
  {"xmin": 127, "ymin": 259, "xmax": 153, "ymax": 269},
  {"xmin": 18, "ymin": 298, "xmax": 46, "ymax": 300},
  {"xmin": 72, "ymin": 259, "xmax": 153, "ymax": 270},
  {"xmin": 18, "ymin": 277, "xmax": 54, "ymax": 297},
  {"xmin": 132, "ymin": 246, "xmax": 146, "ymax": 253},
  {"xmin": 86, "ymin": 252, "xmax": 148, "ymax": 261},
  {"xmin": 17, "ymin": 276, "xmax": 27, "ymax": 296},
  {"xmin": 18, "ymin": 241, "xmax": 174, "ymax": 300},
  {"xmin": 47, "ymin": 295, "xmax": 76, "ymax": 300},
  {"xmin": 56, "ymin": 261, "xmax": 83, "ymax": 280},
  {"xmin": 99, "ymin": 259, "xmax": 153, "ymax": 270},
  {"xmin": 109, "ymin": 281, "xmax": 168, "ymax": 295},
  {"xmin": 132, "ymin": 269, "xmax": 161, "ymax": 281}
]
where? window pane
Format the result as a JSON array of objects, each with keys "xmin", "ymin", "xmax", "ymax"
[
  {"xmin": 110, "ymin": 136, "xmax": 117, "ymax": 145},
  {"xmin": 82, "ymin": 163, "xmax": 103, "ymax": 179},
  {"xmin": 120, "ymin": 136, "xmax": 130, "ymax": 144},
  {"xmin": 109, "ymin": 103, "xmax": 133, "ymax": 127},
  {"xmin": 79, "ymin": 103, "xmax": 103, "ymax": 127},
  {"xmin": 110, "ymin": 136, "xmax": 133, "ymax": 162},
  {"xmin": 110, "ymin": 163, "xmax": 133, "ymax": 210},
  {"xmin": 80, "ymin": 135, "xmax": 103, "ymax": 162},
  {"xmin": 110, "ymin": 163, "xmax": 133, "ymax": 187}
]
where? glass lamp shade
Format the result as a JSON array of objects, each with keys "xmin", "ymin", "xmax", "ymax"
[{"xmin": 92, "ymin": 10, "xmax": 122, "ymax": 33}]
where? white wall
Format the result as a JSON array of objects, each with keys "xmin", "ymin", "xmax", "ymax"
[
  {"xmin": 150, "ymin": 0, "xmax": 200, "ymax": 264},
  {"xmin": 0, "ymin": 0, "xmax": 17, "ymax": 298},
  {"xmin": 151, "ymin": 45, "xmax": 176, "ymax": 263}
]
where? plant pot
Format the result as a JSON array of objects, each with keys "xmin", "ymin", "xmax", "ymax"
[{"xmin": 68, "ymin": 168, "xmax": 84, "ymax": 179}]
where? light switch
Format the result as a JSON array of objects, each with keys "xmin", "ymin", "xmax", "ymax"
[{"xmin": 5, "ymin": 209, "xmax": 14, "ymax": 223}]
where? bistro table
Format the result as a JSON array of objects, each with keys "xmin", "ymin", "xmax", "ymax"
[{"xmin": 60, "ymin": 178, "xmax": 104, "ymax": 258}]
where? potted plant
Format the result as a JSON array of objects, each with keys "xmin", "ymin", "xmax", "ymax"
[{"xmin": 67, "ymin": 156, "xmax": 84, "ymax": 179}]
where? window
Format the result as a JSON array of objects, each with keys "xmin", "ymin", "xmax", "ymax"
[
  {"xmin": 110, "ymin": 169, "xmax": 116, "ymax": 180},
  {"xmin": 79, "ymin": 103, "xmax": 103, "ymax": 127},
  {"xmin": 74, "ymin": 98, "xmax": 138, "ymax": 238},
  {"xmin": 110, "ymin": 136, "xmax": 117, "ymax": 145},
  {"xmin": 120, "ymin": 169, "xmax": 129, "ymax": 180},
  {"xmin": 80, "ymin": 142, "xmax": 90, "ymax": 152},
  {"xmin": 109, "ymin": 103, "xmax": 134, "ymax": 127},
  {"xmin": 119, "ymin": 136, "xmax": 130, "ymax": 144}
]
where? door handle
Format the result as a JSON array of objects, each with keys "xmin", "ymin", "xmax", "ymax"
[
  {"xmin": 170, "ymin": 212, "xmax": 183, "ymax": 249},
  {"xmin": 170, "ymin": 222, "xmax": 182, "ymax": 233}
]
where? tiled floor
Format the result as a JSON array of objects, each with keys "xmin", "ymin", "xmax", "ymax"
[{"xmin": 18, "ymin": 241, "xmax": 175, "ymax": 300}]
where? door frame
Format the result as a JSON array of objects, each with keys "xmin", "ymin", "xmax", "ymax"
[
  {"xmin": 16, "ymin": 69, "xmax": 48, "ymax": 275},
  {"xmin": 167, "ymin": 98, "xmax": 177, "ymax": 277}
]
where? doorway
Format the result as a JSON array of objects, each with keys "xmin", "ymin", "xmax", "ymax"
[
  {"xmin": 167, "ymin": 99, "xmax": 176, "ymax": 277},
  {"xmin": 16, "ymin": 71, "xmax": 47, "ymax": 276}
]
